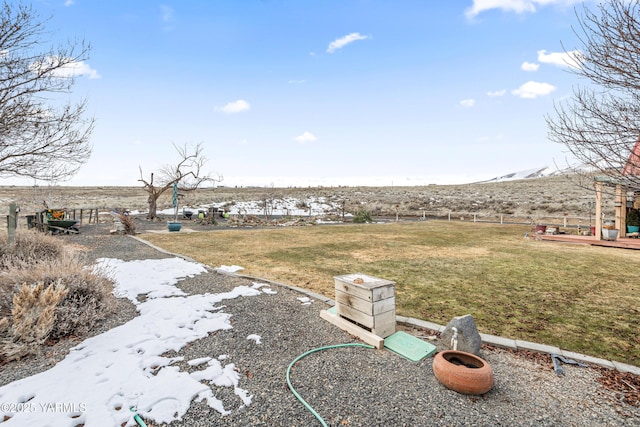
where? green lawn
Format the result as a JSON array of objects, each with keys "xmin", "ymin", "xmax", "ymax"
[{"xmin": 141, "ymin": 221, "xmax": 640, "ymax": 366}]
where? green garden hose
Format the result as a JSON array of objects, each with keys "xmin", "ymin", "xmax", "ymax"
[
  {"xmin": 129, "ymin": 407, "xmax": 148, "ymax": 427},
  {"xmin": 286, "ymin": 343, "xmax": 374, "ymax": 426}
]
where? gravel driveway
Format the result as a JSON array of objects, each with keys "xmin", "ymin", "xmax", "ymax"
[{"xmin": 2, "ymin": 221, "xmax": 639, "ymax": 426}]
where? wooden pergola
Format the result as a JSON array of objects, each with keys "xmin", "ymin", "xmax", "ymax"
[
  {"xmin": 594, "ymin": 136, "xmax": 640, "ymax": 240},
  {"xmin": 594, "ymin": 176, "xmax": 633, "ymax": 239}
]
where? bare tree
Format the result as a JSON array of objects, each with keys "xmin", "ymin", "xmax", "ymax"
[
  {"xmin": 546, "ymin": 0, "xmax": 640, "ymax": 189},
  {"xmin": 139, "ymin": 142, "xmax": 222, "ymax": 219},
  {"xmin": 0, "ymin": 2, "xmax": 94, "ymax": 181}
]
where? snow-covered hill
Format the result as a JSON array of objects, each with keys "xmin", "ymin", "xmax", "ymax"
[{"xmin": 479, "ymin": 166, "xmax": 578, "ymax": 183}]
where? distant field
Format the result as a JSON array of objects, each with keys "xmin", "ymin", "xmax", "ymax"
[
  {"xmin": 0, "ymin": 174, "xmax": 612, "ymax": 220},
  {"xmin": 140, "ymin": 220, "xmax": 640, "ymax": 366}
]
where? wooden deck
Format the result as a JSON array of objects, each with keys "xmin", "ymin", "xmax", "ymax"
[{"xmin": 540, "ymin": 234, "xmax": 640, "ymax": 250}]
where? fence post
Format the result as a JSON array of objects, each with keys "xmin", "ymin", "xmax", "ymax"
[
  {"xmin": 500, "ymin": 214, "xmax": 503, "ymax": 224},
  {"xmin": 448, "ymin": 212, "xmax": 451, "ymax": 221},
  {"xmin": 7, "ymin": 203, "xmax": 17, "ymax": 244},
  {"xmin": 473, "ymin": 213, "xmax": 477, "ymax": 223}
]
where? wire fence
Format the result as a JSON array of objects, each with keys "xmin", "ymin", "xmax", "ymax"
[{"xmin": 403, "ymin": 210, "xmax": 597, "ymax": 231}]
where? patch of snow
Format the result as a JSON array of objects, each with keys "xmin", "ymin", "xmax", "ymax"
[
  {"xmin": 96, "ymin": 257, "xmax": 206, "ymax": 305},
  {"xmin": 246, "ymin": 334, "xmax": 262, "ymax": 345},
  {"xmin": 188, "ymin": 357, "xmax": 212, "ymax": 367},
  {"xmin": 215, "ymin": 265, "xmax": 245, "ymax": 273},
  {"xmin": 0, "ymin": 258, "xmax": 262, "ymax": 426},
  {"xmin": 297, "ymin": 297, "xmax": 312, "ymax": 305}
]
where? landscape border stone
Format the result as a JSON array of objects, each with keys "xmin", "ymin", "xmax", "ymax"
[
  {"xmin": 559, "ymin": 350, "xmax": 616, "ymax": 370},
  {"xmin": 611, "ymin": 361, "xmax": 640, "ymax": 375},
  {"xmin": 395, "ymin": 315, "xmax": 445, "ymax": 333},
  {"xmin": 515, "ymin": 339, "xmax": 562, "ymax": 355},
  {"xmin": 478, "ymin": 333, "xmax": 517, "ymax": 350}
]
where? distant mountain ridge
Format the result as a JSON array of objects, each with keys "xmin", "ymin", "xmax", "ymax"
[{"xmin": 478, "ymin": 166, "xmax": 573, "ymax": 183}]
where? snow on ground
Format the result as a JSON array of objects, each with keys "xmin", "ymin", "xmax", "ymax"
[
  {"xmin": 154, "ymin": 195, "xmax": 347, "ymax": 219},
  {"xmin": 0, "ymin": 257, "xmax": 277, "ymax": 427},
  {"xmin": 212, "ymin": 196, "xmax": 339, "ymax": 217},
  {"xmin": 246, "ymin": 335, "xmax": 262, "ymax": 345},
  {"xmin": 215, "ymin": 265, "xmax": 245, "ymax": 273}
]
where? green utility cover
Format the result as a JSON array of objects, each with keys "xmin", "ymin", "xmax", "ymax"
[{"xmin": 383, "ymin": 331, "xmax": 437, "ymax": 362}]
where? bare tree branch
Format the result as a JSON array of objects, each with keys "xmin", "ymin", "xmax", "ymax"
[
  {"xmin": 547, "ymin": 0, "xmax": 640, "ymax": 189},
  {"xmin": 0, "ymin": 2, "xmax": 94, "ymax": 182},
  {"xmin": 139, "ymin": 142, "xmax": 223, "ymax": 219}
]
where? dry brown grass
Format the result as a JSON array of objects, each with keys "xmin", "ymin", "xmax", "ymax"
[{"xmin": 141, "ymin": 221, "xmax": 640, "ymax": 366}]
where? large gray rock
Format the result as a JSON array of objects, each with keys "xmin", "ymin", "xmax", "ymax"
[{"xmin": 441, "ymin": 314, "xmax": 482, "ymax": 356}]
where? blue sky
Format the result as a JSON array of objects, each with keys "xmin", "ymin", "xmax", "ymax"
[{"xmin": 18, "ymin": 0, "xmax": 589, "ymax": 187}]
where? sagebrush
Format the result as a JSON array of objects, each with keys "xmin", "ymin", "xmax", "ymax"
[
  {"xmin": 0, "ymin": 230, "xmax": 65, "ymax": 269},
  {"xmin": 0, "ymin": 231, "xmax": 115, "ymax": 362},
  {"xmin": 1, "ymin": 282, "xmax": 68, "ymax": 362}
]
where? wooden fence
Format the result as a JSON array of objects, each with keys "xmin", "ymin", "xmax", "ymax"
[{"xmin": 5, "ymin": 206, "xmax": 600, "ymax": 234}]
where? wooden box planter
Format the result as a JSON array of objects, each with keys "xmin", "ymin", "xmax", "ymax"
[
  {"xmin": 321, "ymin": 273, "xmax": 397, "ymax": 348},
  {"xmin": 333, "ymin": 273, "xmax": 396, "ymax": 339}
]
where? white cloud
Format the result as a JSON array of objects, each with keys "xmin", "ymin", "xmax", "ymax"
[
  {"xmin": 466, "ymin": 0, "xmax": 583, "ymax": 19},
  {"xmin": 160, "ymin": 5, "xmax": 174, "ymax": 22},
  {"xmin": 537, "ymin": 49, "xmax": 582, "ymax": 68},
  {"xmin": 31, "ymin": 57, "xmax": 100, "ymax": 79},
  {"xmin": 61, "ymin": 60, "xmax": 100, "ymax": 79},
  {"xmin": 293, "ymin": 131, "xmax": 317, "ymax": 143},
  {"xmin": 487, "ymin": 89, "xmax": 506, "ymax": 97},
  {"xmin": 460, "ymin": 99, "xmax": 476, "ymax": 108},
  {"xmin": 216, "ymin": 99, "xmax": 251, "ymax": 114},
  {"xmin": 160, "ymin": 5, "xmax": 175, "ymax": 31},
  {"xmin": 327, "ymin": 33, "xmax": 369, "ymax": 53},
  {"xmin": 511, "ymin": 81, "xmax": 556, "ymax": 98},
  {"xmin": 64, "ymin": 0, "xmax": 74, "ymax": 6},
  {"xmin": 521, "ymin": 61, "xmax": 540, "ymax": 71}
]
